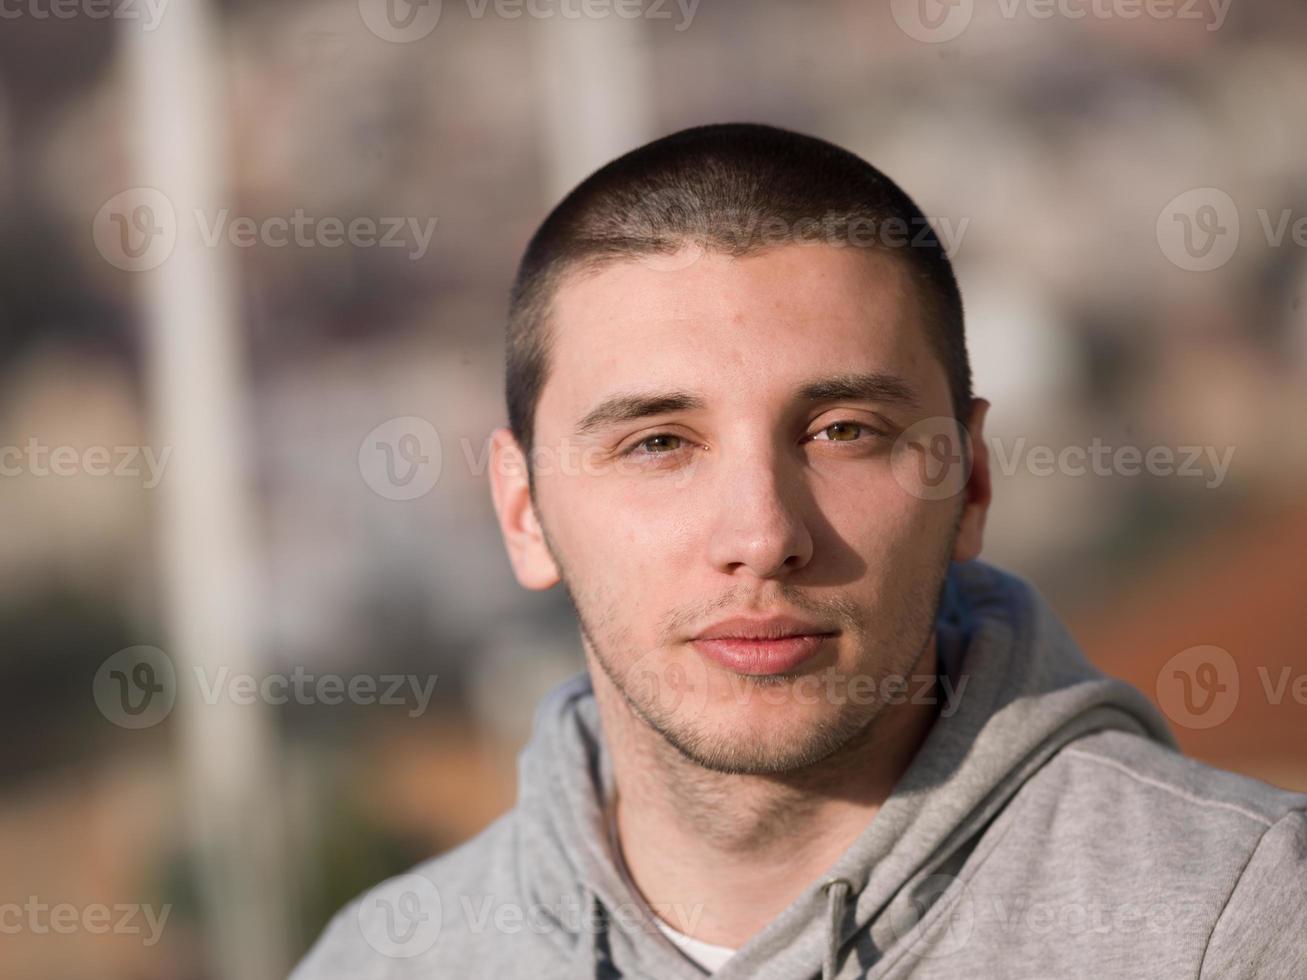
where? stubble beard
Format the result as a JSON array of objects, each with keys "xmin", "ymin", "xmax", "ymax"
[{"xmin": 548, "ymin": 523, "xmax": 959, "ymax": 778}]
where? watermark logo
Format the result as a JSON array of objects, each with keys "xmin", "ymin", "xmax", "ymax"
[
  {"xmin": 359, "ymin": 0, "xmax": 699, "ymax": 39},
  {"xmin": 1155, "ymin": 644, "xmax": 1239, "ymax": 730},
  {"xmin": 359, "ymin": 416, "xmax": 444, "ymax": 500},
  {"xmin": 425, "ymin": 427, "xmax": 1234, "ymax": 495},
  {"xmin": 93, "ymin": 646, "xmax": 177, "ymax": 730},
  {"xmin": 1156, "ymin": 188, "xmax": 1240, "ymax": 272},
  {"xmin": 93, "ymin": 188, "xmax": 177, "ymax": 273},
  {"xmin": 635, "ymin": 239, "xmax": 708, "ymax": 274},
  {"xmin": 892, "ymin": 419, "xmax": 1236, "ymax": 500},
  {"xmin": 630, "ymin": 187, "xmax": 710, "ymax": 273},
  {"xmin": 893, "ymin": 0, "xmax": 1230, "ymax": 42},
  {"xmin": 358, "ymin": 874, "xmax": 443, "ymax": 957},
  {"xmin": 632, "ymin": 207, "xmax": 971, "ymax": 274},
  {"xmin": 625, "ymin": 648, "xmax": 711, "ymax": 722},
  {"xmin": 891, "ymin": 0, "xmax": 974, "ymax": 43},
  {"xmin": 358, "ymin": 0, "xmax": 443, "ymax": 41},
  {"xmin": 1159, "ymin": 190, "xmax": 1307, "ymax": 271},
  {"xmin": 94, "ymin": 648, "xmax": 439, "ymax": 727},
  {"xmin": 93, "ymin": 190, "xmax": 438, "ymax": 270},
  {"xmin": 892, "ymin": 417, "xmax": 974, "ymax": 502},
  {"xmin": 886, "ymin": 873, "xmax": 974, "ymax": 957}
]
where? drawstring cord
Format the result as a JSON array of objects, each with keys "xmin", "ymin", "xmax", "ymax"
[
  {"xmin": 820, "ymin": 877, "xmax": 853, "ymax": 980},
  {"xmin": 582, "ymin": 891, "xmax": 616, "ymax": 979},
  {"xmin": 585, "ymin": 878, "xmax": 854, "ymax": 978}
]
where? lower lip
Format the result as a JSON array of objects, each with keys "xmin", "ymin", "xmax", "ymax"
[{"xmin": 691, "ymin": 635, "xmax": 833, "ymax": 676}]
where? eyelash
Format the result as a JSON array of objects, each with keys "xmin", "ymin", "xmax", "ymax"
[{"xmin": 621, "ymin": 421, "xmax": 887, "ymax": 457}]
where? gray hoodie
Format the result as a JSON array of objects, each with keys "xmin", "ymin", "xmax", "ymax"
[{"xmin": 290, "ymin": 560, "xmax": 1307, "ymax": 979}]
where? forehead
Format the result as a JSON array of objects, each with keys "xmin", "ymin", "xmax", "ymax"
[{"xmin": 536, "ymin": 245, "xmax": 948, "ymax": 430}]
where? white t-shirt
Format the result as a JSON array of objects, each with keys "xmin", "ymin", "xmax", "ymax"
[
  {"xmin": 606, "ymin": 799, "xmax": 739, "ymax": 972},
  {"xmin": 652, "ymin": 915, "xmax": 738, "ymax": 972}
]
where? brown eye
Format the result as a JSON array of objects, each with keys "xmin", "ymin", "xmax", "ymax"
[
  {"xmin": 636, "ymin": 433, "xmax": 682, "ymax": 454},
  {"xmin": 822, "ymin": 422, "xmax": 863, "ymax": 442}
]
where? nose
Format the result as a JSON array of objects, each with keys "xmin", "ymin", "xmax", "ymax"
[{"xmin": 706, "ymin": 444, "xmax": 814, "ymax": 580}]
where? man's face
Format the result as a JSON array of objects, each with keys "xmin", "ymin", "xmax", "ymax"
[{"xmin": 492, "ymin": 243, "xmax": 988, "ymax": 774}]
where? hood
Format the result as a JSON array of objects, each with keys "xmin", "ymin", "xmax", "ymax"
[{"xmin": 511, "ymin": 560, "xmax": 1179, "ymax": 979}]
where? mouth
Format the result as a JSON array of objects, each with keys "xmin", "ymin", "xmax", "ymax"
[{"xmin": 690, "ymin": 615, "xmax": 838, "ymax": 676}]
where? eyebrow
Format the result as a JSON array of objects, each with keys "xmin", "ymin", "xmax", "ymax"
[{"xmin": 572, "ymin": 371, "xmax": 921, "ymax": 437}]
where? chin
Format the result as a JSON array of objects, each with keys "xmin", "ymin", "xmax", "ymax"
[{"xmin": 656, "ymin": 694, "xmax": 874, "ymax": 775}]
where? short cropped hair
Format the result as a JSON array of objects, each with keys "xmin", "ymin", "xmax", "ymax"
[{"xmin": 505, "ymin": 122, "xmax": 971, "ymax": 471}]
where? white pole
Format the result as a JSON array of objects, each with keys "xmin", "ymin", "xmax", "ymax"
[
  {"xmin": 530, "ymin": 13, "xmax": 656, "ymax": 202},
  {"xmin": 119, "ymin": 6, "xmax": 288, "ymax": 979}
]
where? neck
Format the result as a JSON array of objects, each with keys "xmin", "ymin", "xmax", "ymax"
[{"xmin": 591, "ymin": 636, "xmax": 941, "ymax": 947}]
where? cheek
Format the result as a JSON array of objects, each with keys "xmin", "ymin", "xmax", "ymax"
[
  {"xmin": 552, "ymin": 474, "xmax": 702, "ymax": 584},
  {"xmin": 814, "ymin": 469, "xmax": 932, "ymax": 549},
  {"xmin": 611, "ymin": 482, "xmax": 704, "ymax": 574},
  {"xmin": 559, "ymin": 485, "xmax": 704, "ymax": 650}
]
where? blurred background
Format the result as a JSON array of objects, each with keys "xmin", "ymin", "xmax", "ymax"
[{"xmin": 2, "ymin": 0, "xmax": 1307, "ymax": 977}]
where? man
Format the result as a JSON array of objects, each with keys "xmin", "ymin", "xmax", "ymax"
[{"xmin": 292, "ymin": 124, "xmax": 1307, "ymax": 979}]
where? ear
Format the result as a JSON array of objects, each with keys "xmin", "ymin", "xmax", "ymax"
[
  {"xmin": 488, "ymin": 427, "xmax": 561, "ymax": 590},
  {"xmin": 952, "ymin": 398, "xmax": 992, "ymax": 563}
]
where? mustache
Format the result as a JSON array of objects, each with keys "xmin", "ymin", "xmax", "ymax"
[{"xmin": 662, "ymin": 587, "xmax": 862, "ymax": 639}]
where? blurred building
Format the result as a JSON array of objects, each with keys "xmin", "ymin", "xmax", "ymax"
[{"xmin": 2, "ymin": 2, "xmax": 1306, "ymax": 977}]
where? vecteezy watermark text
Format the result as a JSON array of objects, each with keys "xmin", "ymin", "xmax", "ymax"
[
  {"xmin": 0, "ymin": 0, "xmax": 168, "ymax": 29},
  {"xmin": 355, "ymin": 873, "xmax": 707, "ymax": 959},
  {"xmin": 891, "ymin": 0, "xmax": 1231, "ymax": 44},
  {"xmin": 1156, "ymin": 644, "xmax": 1307, "ymax": 730},
  {"xmin": 888, "ymin": 420, "xmax": 1237, "ymax": 502},
  {"xmin": 624, "ymin": 657, "xmax": 971, "ymax": 723},
  {"xmin": 357, "ymin": 0, "xmax": 701, "ymax": 43},
  {"xmin": 93, "ymin": 188, "xmax": 438, "ymax": 272},
  {"xmin": 988, "ymin": 437, "xmax": 1235, "ymax": 489},
  {"xmin": 193, "ymin": 210, "xmax": 437, "ymax": 259},
  {"xmin": 93, "ymin": 646, "xmax": 439, "ymax": 728},
  {"xmin": 0, "ymin": 439, "xmax": 171, "ymax": 488},
  {"xmin": 625, "ymin": 204, "xmax": 972, "ymax": 274},
  {"xmin": 721, "ymin": 668, "xmax": 969, "ymax": 716},
  {"xmin": 361, "ymin": 422, "xmax": 1238, "ymax": 506},
  {"xmin": 0, "ymin": 898, "xmax": 171, "ymax": 947}
]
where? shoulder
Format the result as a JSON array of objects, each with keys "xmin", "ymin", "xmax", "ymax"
[
  {"xmin": 1051, "ymin": 732, "xmax": 1307, "ymax": 977},
  {"xmin": 1013, "ymin": 730, "xmax": 1307, "ymax": 975},
  {"xmin": 1019, "ymin": 730, "xmax": 1307, "ymax": 882},
  {"xmin": 1042, "ymin": 729, "xmax": 1307, "ymax": 836},
  {"xmin": 289, "ymin": 812, "xmax": 574, "ymax": 980}
]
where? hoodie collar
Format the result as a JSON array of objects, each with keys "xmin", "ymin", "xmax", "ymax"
[{"xmin": 513, "ymin": 560, "xmax": 1178, "ymax": 979}]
